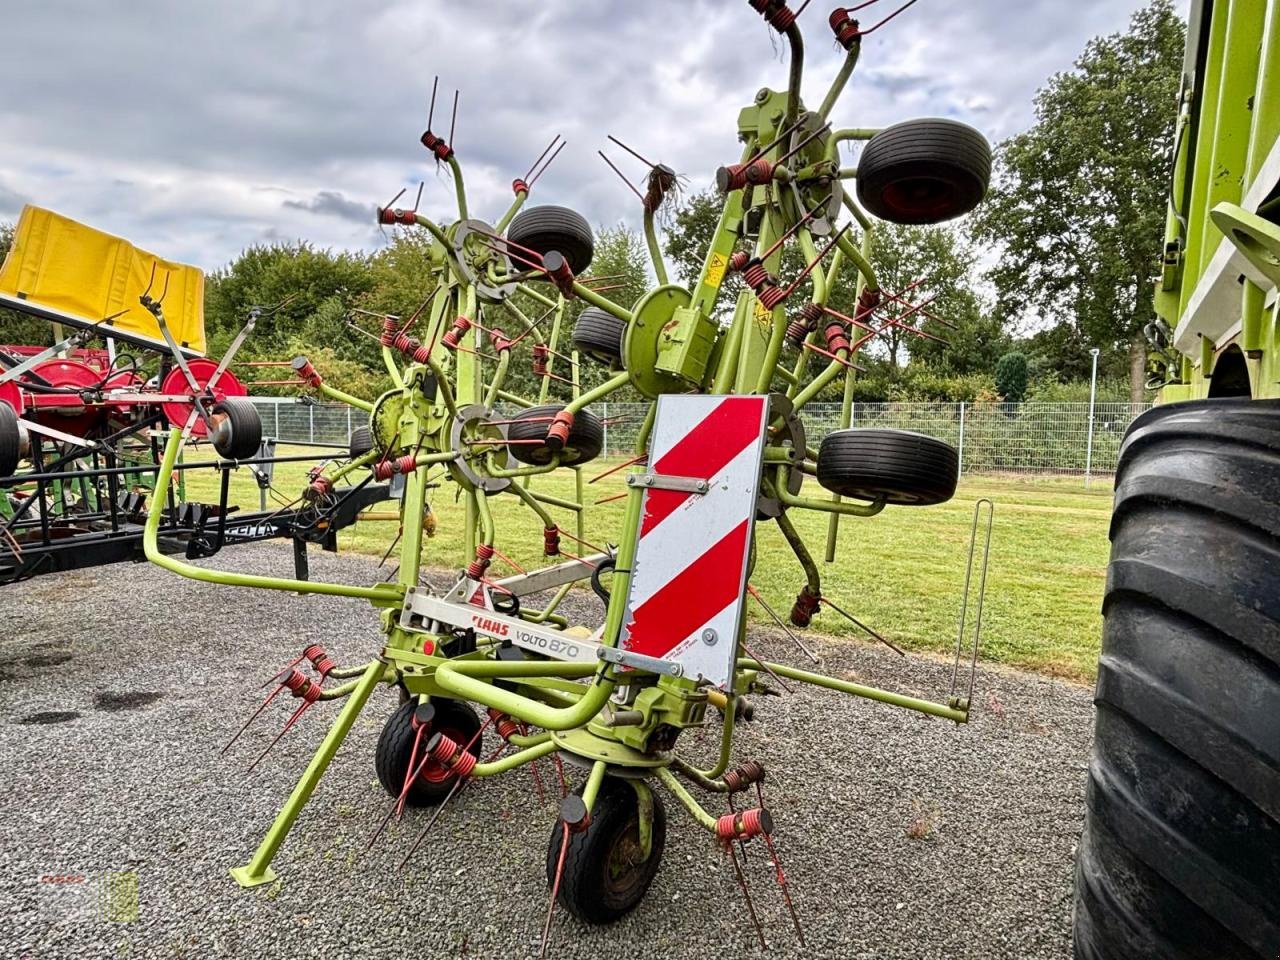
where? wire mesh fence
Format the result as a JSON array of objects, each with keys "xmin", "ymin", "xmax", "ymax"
[{"xmin": 248, "ymin": 398, "xmax": 1152, "ymax": 482}]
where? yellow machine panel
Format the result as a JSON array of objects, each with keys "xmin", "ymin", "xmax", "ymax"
[{"xmin": 0, "ymin": 205, "xmax": 206, "ymax": 354}]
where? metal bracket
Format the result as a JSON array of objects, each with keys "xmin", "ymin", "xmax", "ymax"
[
  {"xmin": 626, "ymin": 472, "xmax": 710, "ymax": 494},
  {"xmin": 0, "ymin": 331, "xmax": 89, "ymax": 386},
  {"xmin": 597, "ymin": 645, "xmax": 685, "ymax": 679}
]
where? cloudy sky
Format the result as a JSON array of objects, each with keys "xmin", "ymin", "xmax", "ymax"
[{"xmin": 0, "ymin": 1, "xmax": 1168, "ymax": 273}]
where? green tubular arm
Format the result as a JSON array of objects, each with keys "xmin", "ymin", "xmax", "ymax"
[
  {"xmin": 507, "ymin": 478, "xmax": 555, "ymax": 527},
  {"xmin": 818, "ymin": 45, "xmax": 864, "ymax": 120},
  {"xmin": 495, "ymin": 389, "xmax": 534, "ymax": 409},
  {"xmin": 775, "ymin": 507, "xmax": 821, "ymax": 594},
  {"xmin": 317, "ymin": 381, "xmax": 374, "ymax": 412},
  {"xmin": 774, "ymin": 464, "xmax": 885, "ymax": 517},
  {"xmin": 527, "ymin": 487, "xmax": 583, "ymax": 513},
  {"xmin": 433, "ymin": 659, "xmax": 616, "ymax": 730},
  {"xmin": 565, "ymin": 369, "xmax": 631, "ymax": 415},
  {"xmin": 571, "ymin": 283, "xmax": 633, "ymax": 323},
  {"xmin": 580, "ymin": 760, "xmax": 608, "ymax": 810},
  {"xmin": 446, "ymin": 155, "xmax": 468, "ymax": 220},
  {"xmin": 840, "ymin": 187, "xmax": 874, "ymax": 232},
  {"xmin": 381, "ymin": 344, "xmax": 406, "ymax": 389},
  {"xmin": 520, "ymin": 581, "xmax": 573, "ymax": 625},
  {"xmin": 323, "ymin": 448, "xmax": 379, "ymax": 486},
  {"xmin": 495, "ymin": 188, "xmax": 527, "ymax": 233},
  {"xmin": 485, "ymin": 453, "xmax": 562, "ymax": 479},
  {"xmin": 835, "ymin": 228, "xmax": 877, "ymax": 292},
  {"xmin": 711, "ymin": 295, "xmax": 750, "ymax": 393},
  {"xmin": 634, "ymin": 402, "xmax": 657, "ymax": 456},
  {"xmin": 471, "ymin": 738, "xmax": 558, "ymax": 777},
  {"xmin": 790, "ymin": 343, "xmax": 848, "ymax": 410},
  {"xmin": 425, "ymin": 358, "xmax": 460, "ymax": 419},
  {"xmin": 516, "ymin": 283, "xmax": 558, "ymax": 309},
  {"xmin": 501, "ymin": 299, "xmax": 548, "ymax": 348},
  {"xmin": 643, "ymin": 207, "xmax": 670, "ymax": 285},
  {"xmin": 144, "ymin": 430, "xmax": 401, "ymax": 602},
  {"xmin": 473, "ymin": 489, "xmax": 495, "ymax": 550},
  {"xmin": 823, "ymin": 127, "xmax": 878, "ymax": 164},
  {"xmin": 409, "ymin": 212, "xmax": 454, "ymax": 252},
  {"xmin": 738, "ymin": 657, "xmax": 969, "ymax": 723},
  {"xmin": 483, "ymin": 349, "xmax": 510, "ymax": 408},
  {"xmin": 656, "ymin": 767, "xmax": 720, "ymax": 833},
  {"xmin": 434, "ymin": 484, "xmax": 644, "ymax": 725},
  {"xmin": 672, "ymin": 690, "xmax": 737, "ymax": 782}
]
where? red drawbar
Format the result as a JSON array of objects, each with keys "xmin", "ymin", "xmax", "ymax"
[
  {"xmin": 639, "ymin": 399, "xmax": 764, "ymax": 537},
  {"xmin": 624, "ymin": 518, "xmax": 750, "ymax": 659}
]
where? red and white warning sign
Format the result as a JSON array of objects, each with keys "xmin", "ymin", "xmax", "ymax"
[{"xmin": 619, "ymin": 394, "xmax": 769, "ymax": 689}]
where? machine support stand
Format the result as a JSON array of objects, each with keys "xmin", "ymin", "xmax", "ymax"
[{"xmin": 229, "ymin": 658, "xmax": 387, "ymax": 888}]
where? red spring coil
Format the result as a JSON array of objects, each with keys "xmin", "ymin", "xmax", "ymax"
[
  {"xmin": 306, "ymin": 476, "xmax": 334, "ymax": 500},
  {"xmin": 785, "ymin": 302, "xmax": 822, "ymax": 346},
  {"xmin": 373, "ymin": 454, "xmax": 417, "ymax": 481},
  {"xmin": 758, "ymin": 283, "xmax": 788, "ymax": 310},
  {"xmin": 723, "ymin": 760, "xmax": 767, "ymax": 793},
  {"xmin": 790, "ymin": 584, "xmax": 821, "ymax": 627},
  {"xmin": 495, "ymin": 715, "xmax": 521, "ymax": 742},
  {"xmin": 728, "ymin": 250, "xmax": 751, "ymax": 273},
  {"xmin": 430, "ymin": 734, "xmax": 477, "ymax": 776},
  {"xmin": 825, "ymin": 320, "xmax": 851, "ymax": 355},
  {"xmin": 716, "ymin": 807, "xmax": 768, "ymax": 840},
  {"xmin": 829, "ymin": 8, "xmax": 862, "ymax": 50},
  {"xmin": 380, "ymin": 315, "xmax": 398, "ymax": 346},
  {"xmin": 377, "ymin": 207, "xmax": 416, "ymax": 226},
  {"xmin": 488, "ymin": 327, "xmax": 514, "ymax": 353},
  {"xmin": 302, "ymin": 643, "xmax": 326, "ymax": 662},
  {"xmin": 389, "ymin": 331, "xmax": 433, "ymax": 365},
  {"xmin": 741, "ymin": 260, "xmax": 770, "ymax": 290},
  {"xmin": 442, "ymin": 315, "xmax": 472, "ymax": 349},
  {"xmin": 419, "ymin": 130, "xmax": 454, "ymax": 162},
  {"xmin": 718, "ymin": 158, "xmax": 775, "ymax": 193},
  {"xmin": 532, "ymin": 343, "xmax": 550, "ymax": 376},
  {"xmin": 543, "ymin": 525, "xmax": 561, "ymax": 557},
  {"xmin": 511, "ymin": 178, "xmax": 529, "ymax": 195},
  {"xmin": 281, "ymin": 668, "xmax": 309, "ymax": 694},
  {"xmin": 748, "ymin": 0, "xmax": 796, "ymax": 31},
  {"xmin": 466, "ymin": 543, "xmax": 495, "ymax": 580},
  {"xmin": 311, "ymin": 653, "xmax": 336, "ymax": 677},
  {"xmin": 546, "ymin": 409, "xmax": 574, "ymax": 449},
  {"xmin": 291, "ymin": 356, "xmax": 322, "ymax": 388}
]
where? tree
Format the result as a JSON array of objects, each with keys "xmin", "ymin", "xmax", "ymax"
[
  {"xmin": 995, "ymin": 351, "xmax": 1029, "ymax": 402},
  {"xmin": 974, "ymin": 0, "xmax": 1185, "ymax": 404}
]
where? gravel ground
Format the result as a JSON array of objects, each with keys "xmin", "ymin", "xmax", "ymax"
[{"xmin": 0, "ymin": 544, "xmax": 1094, "ymax": 959}]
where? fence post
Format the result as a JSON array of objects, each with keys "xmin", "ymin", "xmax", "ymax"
[
  {"xmin": 346, "ymin": 405, "xmax": 352, "ymax": 440},
  {"xmin": 274, "ymin": 401, "xmax": 280, "ymax": 441},
  {"xmin": 1085, "ymin": 348, "xmax": 1100, "ymax": 488},
  {"xmin": 309, "ymin": 404, "xmax": 315, "ymax": 445},
  {"xmin": 602, "ymin": 402, "xmax": 609, "ymax": 458},
  {"xmin": 957, "ymin": 401, "xmax": 966, "ymax": 478}
]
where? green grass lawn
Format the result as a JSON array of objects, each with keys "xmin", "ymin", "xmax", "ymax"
[{"xmin": 184, "ymin": 447, "xmax": 1113, "ymax": 683}]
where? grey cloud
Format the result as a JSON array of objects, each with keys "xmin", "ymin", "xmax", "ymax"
[
  {"xmin": 283, "ymin": 190, "xmax": 371, "ymax": 224},
  {"xmin": 0, "ymin": 1, "xmax": 1175, "ymax": 270}
]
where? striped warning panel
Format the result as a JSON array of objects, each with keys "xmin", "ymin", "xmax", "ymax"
[{"xmin": 619, "ymin": 394, "xmax": 769, "ymax": 689}]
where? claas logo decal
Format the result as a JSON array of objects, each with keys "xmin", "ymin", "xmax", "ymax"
[{"xmin": 471, "ymin": 615, "xmax": 509, "ymax": 637}]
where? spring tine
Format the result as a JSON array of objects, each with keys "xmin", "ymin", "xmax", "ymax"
[
  {"xmin": 727, "ymin": 793, "xmax": 750, "ymax": 864},
  {"xmin": 259, "ymin": 654, "xmax": 306, "ymax": 689},
  {"xmin": 247, "ymin": 698, "xmax": 314, "ymax": 773},
  {"xmin": 598, "ymin": 151, "xmax": 645, "ymax": 203},
  {"xmin": 528, "ymin": 139, "xmax": 567, "ymax": 189},
  {"xmin": 763, "ymin": 832, "xmax": 805, "ymax": 945},
  {"xmin": 950, "ymin": 498, "xmax": 994, "ymax": 702},
  {"xmin": 820, "ymin": 594, "xmax": 905, "ymax": 657},
  {"xmin": 427, "ymin": 76, "xmax": 438, "ymax": 131},
  {"xmin": 738, "ymin": 636, "xmax": 793, "ymax": 693},
  {"xmin": 605, "ymin": 134, "xmax": 656, "ymax": 169},
  {"xmin": 398, "ymin": 774, "xmax": 466, "ymax": 869},
  {"xmin": 727, "ymin": 840, "xmax": 767, "ymax": 949},
  {"xmin": 747, "ymin": 585, "xmax": 820, "ymax": 664},
  {"xmin": 552, "ymin": 752, "xmax": 568, "ymax": 797},
  {"xmin": 523, "ymin": 135, "xmax": 561, "ymax": 183},
  {"xmin": 449, "ymin": 90, "xmax": 459, "ymax": 148},
  {"xmin": 541, "ymin": 822, "xmax": 571, "ymax": 959},
  {"xmin": 222, "ymin": 682, "xmax": 288, "ymax": 754}
]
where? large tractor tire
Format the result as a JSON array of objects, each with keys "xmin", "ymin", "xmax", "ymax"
[{"xmin": 1073, "ymin": 398, "xmax": 1280, "ymax": 959}]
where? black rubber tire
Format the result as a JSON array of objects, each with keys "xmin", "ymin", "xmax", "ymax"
[
  {"xmin": 545, "ymin": 777, "xmax": 666, "ymax": 924},
  {"xmin": 856, "ymin": 118, "xmax": 991, "ymax": 225},
  {"xmin": 349, "ymin": 426, "xmax": 374, "ymax": 459},
  {"xmin": 1072, "ymin": 398, "xmax": 1280, "ymax": 960},
  {"xmin": 506, "ymin": 206, "xmax": 594, "ymax": 276},
  {"xmin": 572, "ymin": 307, "xmax": 626, "ymax": 365},
  {"xmin": 507, "ymin": 404, "xmax": 604, "ymax": 467},
  {"xmin": 210, "ymin": 397, "xmax": 262, "ymax": 460},
  {"xmin": 815, "ymin": 428, "xmax": 958, "ymax": 505},
  {"xmin": 374, "ymin": 698, "xmax": 482, "ymax": 808},
  {"xmin": 0, "ymin": 402, "xmax": 20, "ymax": 477}
]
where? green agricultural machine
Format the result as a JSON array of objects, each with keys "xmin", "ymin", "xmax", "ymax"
[
  {"xmin": 1072, "ymin": 1, "xmax": 1280, "ymax": 957},
  {"xmin": 143, "ymin": 2, "xmax": 996, "ymax": 951}
]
